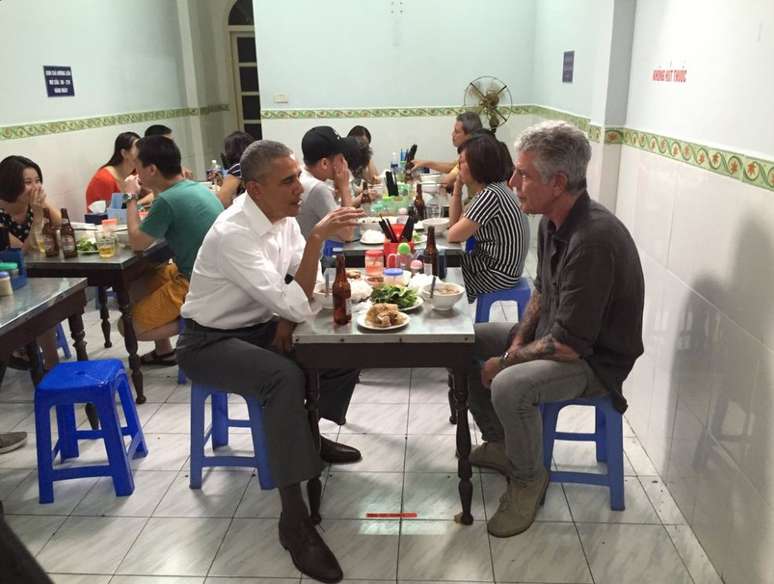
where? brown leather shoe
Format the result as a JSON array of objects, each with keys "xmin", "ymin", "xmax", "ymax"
[
  {"xmin": 320, "ymin": 436, "xmax": 361, "ymax": 464},
  {"xmin": 279, "ymin": 515, "xmax": 343, "ymax": 583}
]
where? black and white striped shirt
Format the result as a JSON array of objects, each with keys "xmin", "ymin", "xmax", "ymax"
[{"xmin": 462, "ymin": 181, "xmax": 529, "ymax": 301}]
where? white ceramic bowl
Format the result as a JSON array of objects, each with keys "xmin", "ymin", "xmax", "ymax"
[
  {"xmin": 420, "ymin": 281, "xmax": 465, "ymax": 311},
  {"xmin": 313, "ymin": 287, "xmax": 335, "ymax": 310},
  {"xmin": 421, "ymin": 217, "xmax": 449, "ymax": 234}
]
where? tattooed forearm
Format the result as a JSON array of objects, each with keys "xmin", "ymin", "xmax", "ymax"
[
  {"xmin": 509, "ymin": 292, "xmax": 542, "ymax": 346},
  {"xmin": 506, "ymin": 333, "xmax": 578, "ymax": 367}
]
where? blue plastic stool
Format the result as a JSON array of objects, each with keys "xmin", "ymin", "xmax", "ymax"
[
  {"xmin": 34, "ymin": 359, "xmax": 148, "ymax": 503},
  {"xmin": 464, "ymin": 238, "xmax": 532, "ymax": 323},
  {"xmin": 189, "ymin": 383, "xmax": 275, "ymax": 490},
  {"xmin": 55, "ymin": 323, "xmax": 72, "ymax": 360},
  {"xmin": 474, "ymin": 278, "xmax": 532, "ymax": 323},
  {"xmin": 541, "ymin": 395, "xmax": 625, "ymax": 510}
]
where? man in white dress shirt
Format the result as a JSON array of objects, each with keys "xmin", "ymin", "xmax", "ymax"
[{"xmin": 177, "ymin": 140, "xmax": 364, "ymax": 583}]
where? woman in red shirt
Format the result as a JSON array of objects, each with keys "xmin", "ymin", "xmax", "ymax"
[{"xmin": 85, "ymin": 131, "xmax": 140, "ymax": 207}]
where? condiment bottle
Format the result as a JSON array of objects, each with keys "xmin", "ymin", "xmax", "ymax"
[
  {"xmin": 332, "ymin": 254, "xmax": 352, "ymax": 325},
  {"xmin": 414, "ymin": 183, "xmax": 426, "ymax": 221},
  {"xmin": 60, "ymin": 208, "xmax": 78, "ymax": 258},
  {"xmin": 423, "ymin": 226, "xmax": 438, "ymax": 276},
  {"xmin": 397, "ymin": 242, "xmax": 412, "ymax": 270},
  {"xmin": 0, "ymin": 271, "xmax": 12, "ymax": 296},
  {"xmin": 42, "ymin": 209, "xmax": 60, "ymax": 257}
]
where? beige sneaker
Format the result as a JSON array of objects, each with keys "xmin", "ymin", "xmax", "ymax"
[
  {"xmin": 487, "ymin": 466, "xmax": 549, "ymax": 538},
  {"xmin": 469, "ymin": 441, "xmax": 509, "ymax": 475}
]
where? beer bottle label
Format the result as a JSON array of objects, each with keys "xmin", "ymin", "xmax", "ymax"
[
  {"xmin": 424, "ymin": 262, "xmax": 432, "ymax": 276},
  {"xmin": 62, "ymin": 235, "xmax": 76, "ymax": 252},
  {"xmin": 44, "ymin": 237, "xmax": 56, "ymax": 253}
]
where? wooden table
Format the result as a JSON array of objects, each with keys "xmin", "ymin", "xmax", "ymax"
[
  {"xmin": 0, "ymin": 277, "xmax": 96, "ymax": 427},
  {"xmin": 25, "ymin": 243, "xmax": 172, "ymax": 404},
  {"xmin": 292, "ymin": 269, "xmax": 476, "ymax": 524}
]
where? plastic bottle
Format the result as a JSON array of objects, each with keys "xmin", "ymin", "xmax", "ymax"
[{"xmin": 390, "ymin": 152, "xmax": 399, "ymax": 179}]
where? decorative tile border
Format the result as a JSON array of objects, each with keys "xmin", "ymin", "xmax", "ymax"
[
  {"xmin": 261, "ymin": 106, "xmax": 467, "ymax": 120},
  {"xmin": 0, "ymin": 104, "xmax": 230, "ymax": 141}
]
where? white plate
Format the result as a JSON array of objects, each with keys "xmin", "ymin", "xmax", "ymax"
[
  {"xmin": 357, "ymin": 311, "xmax": 410, "ymax": 331},
  {"xmin": 412, "ymin": 235, "xmax": 427, "ymax": 245}
]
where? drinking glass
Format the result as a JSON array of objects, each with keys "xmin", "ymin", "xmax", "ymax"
[{"xmin": 96, "ymin": 232, "xmax": 116, "ymax": 258}]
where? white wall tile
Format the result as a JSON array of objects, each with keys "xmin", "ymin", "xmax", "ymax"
[
  {"xmin": 633, "ymin": 151, "xmax": 677, "ymax": 265},
  {"xmin": 741, "ymin": 345, "xmax": 774, "ymax": 502}
]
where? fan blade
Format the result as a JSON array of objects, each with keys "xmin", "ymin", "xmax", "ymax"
[
  {"xmin": 468, "ymin": 82, "xmax": 486, "ymax": 101},
  {"xmin": 496, "ymin": 108, "xmax": 509, "ymax": 125},
  {"xmin": 495, "ymin": 84, "xmax": 508, "ymax": 96}
]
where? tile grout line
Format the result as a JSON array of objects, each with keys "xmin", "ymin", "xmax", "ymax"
[
  {"xmin": 394, "ymin": 367, "xmax": 415, "ymax": 583},
  {"xmin": 563, "ymin": 482, "xmax": 598, "ymax": 584}
]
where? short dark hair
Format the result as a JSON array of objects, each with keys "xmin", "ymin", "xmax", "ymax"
[
  {"xmin": 456, "ymin": 112, "xmax": 483, "ymax": 134},
  {"xmin": 344, "ymin": 139, "xmax": 372, "ymax": 175},
  {"xmin": 144, "ymin": 124, "xmax": 173, "ymax": 137},
  {"xmin": 0, "ymin": 156, "xmax": 43, "ymax": 203},
  {"xmin": 347, "ymin": 125, "xmax": 372, "ymax": 143},
  {"xmin": 221, "ymin": 131, "xmax": 255, "ymax": 168},
  {"xmin": 104, "ymin": 131, "xmax": 141, "ymax": 168},
  {"xmin": 458, "ymin": 132, "xmax": 511, "ymax": 184},
  {"xmin": 136, "ymin": 135, "xmax": 183, "ymax": 178}
]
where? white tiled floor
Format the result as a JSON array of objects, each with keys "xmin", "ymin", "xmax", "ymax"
[{"xmin": 0, "ymin": 303, "xmax": 723, "ymax": 583}]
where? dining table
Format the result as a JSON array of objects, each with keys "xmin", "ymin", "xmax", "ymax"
[
  {"xmin": 292, "ymin": 268, "xmax": 476, "ymax": 525},
  {"xmin": 25, "ymin": 242, "xmax": 173, "ymax": 404}
]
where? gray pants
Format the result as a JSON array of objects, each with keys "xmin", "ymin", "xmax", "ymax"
[
  {"xmin": 468, "ymin": 322, "xmax": 608, "ymax": 481},
  {"xmin": 177, "ymin": 319, "xmax": 359, "ymax": 488}
]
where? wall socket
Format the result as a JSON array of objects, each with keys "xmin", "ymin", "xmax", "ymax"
[{"xmin": 273, "ymin": 93, "xmax": 288, "ymax": 103}]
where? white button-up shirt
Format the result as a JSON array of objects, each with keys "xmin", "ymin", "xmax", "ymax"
[{"xmin": 181, "ymin": 193, "xmax": 320, "ymax": 329}]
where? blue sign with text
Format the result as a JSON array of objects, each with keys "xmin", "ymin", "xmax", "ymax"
[
  {"xmin": 44, "ymin": 66, "xmax": 75, "ymax": 97},
  {"xmin": 562, "ymin": 51, "xmax": 575, "ymax": 83}
]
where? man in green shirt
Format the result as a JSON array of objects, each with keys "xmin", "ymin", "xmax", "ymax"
[{"xmin": 124, "ymin": 135, "xmax": 223, "ymax": 365}]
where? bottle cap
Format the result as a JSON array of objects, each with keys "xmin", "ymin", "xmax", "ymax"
[
  {"xmin": 365, "ymin": 250, "xmax": 383, "ymax": 258},
  {"xmin": 383, "ymin": 268, "xmax": 403, "ymax": 277},
  {"xmin": 397, "ymin": 242, "xmax": 411, "ymax": 255},
  {"xmin": 0, "ymin": 262, "xmax": 18, "ymax": 271}
]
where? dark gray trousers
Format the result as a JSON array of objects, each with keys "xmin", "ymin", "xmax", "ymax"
[
  {"xmin": 177, "ymin": 319, "xmax": 359, "ymax": 488},
  {"xmin": 468, "ymin": 322, "xmax": 608, "ymax": 481}
]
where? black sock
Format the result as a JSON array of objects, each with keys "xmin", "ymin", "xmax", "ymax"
[{"xmin": 279, "ymin": 483, "xmax": 309, "ymax": 524}]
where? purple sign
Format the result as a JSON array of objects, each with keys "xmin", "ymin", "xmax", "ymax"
[
  {"xmin": 562, "ymin": 51, "xmax": 574, "ymax": 83},
  {"xmin": 44, "ymin": 66, "xmax": 75, "ymax": 97}
]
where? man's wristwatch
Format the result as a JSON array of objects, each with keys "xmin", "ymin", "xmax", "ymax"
[
  {"xmin": 123, "ymin": 192, "xmax": 138, "ymax": 204},
  {"xmin": 498, "ymin": 351, "xmax": 510, "ymax": 370}
]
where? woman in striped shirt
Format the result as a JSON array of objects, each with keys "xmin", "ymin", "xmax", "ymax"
[{"xmin": 447, "ymin": 131, "xmax": 529, "ymax": 302}]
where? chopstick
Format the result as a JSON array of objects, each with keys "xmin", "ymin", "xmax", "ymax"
[
  {"xmin": 384, "ymin": 217, "xmax": 398, "ymax": 243},
  {"xmin": 430, "ymin": 275, "xmax": 437, "ymax": 299},
  {"xmin": 378, "ymin": 214, "xmax": 397, "ymax": 243},
  {"xmin": 402, "ymin": 214, "xmax": 414, "ymax": 242}
]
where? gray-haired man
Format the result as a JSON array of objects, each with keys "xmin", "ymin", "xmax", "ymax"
[
  {"xmin": 177, "ymin": 140, "xmax": 364, "ymax": 583},
  {"xmin": 409, "ymin": 111, "xmax": 483, "ymax": 187},
  {"xmin": 468, "ymin": 121, "xmax": 644, "ymax": 537}
]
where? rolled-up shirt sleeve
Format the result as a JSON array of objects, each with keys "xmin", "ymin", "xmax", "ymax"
[
  {"xmin": 218, "ymin": 229, "xmax": 319, "ymax": 323},
  {"xmin": 549, "ymin": 244, "xmax": 615, "ymax": 357}
]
